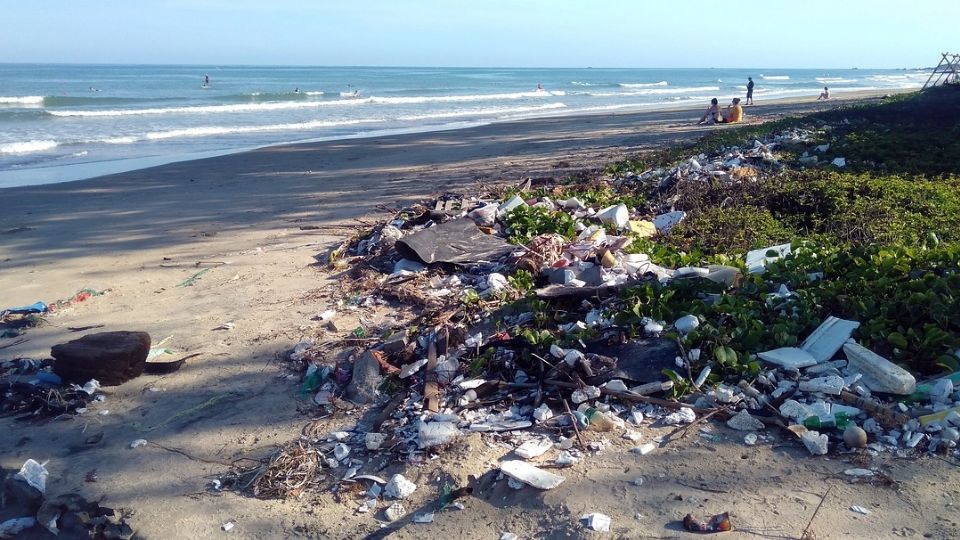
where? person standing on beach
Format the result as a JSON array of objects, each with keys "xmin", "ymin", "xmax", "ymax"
[{"xmin": 746, "ymin": 77, "xmax": 754, "ymax": 105}]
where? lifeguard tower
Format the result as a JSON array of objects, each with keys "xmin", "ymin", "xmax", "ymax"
[{"xmin": 922, "ymin": 53, "xmax": 960, "ymax": 89}]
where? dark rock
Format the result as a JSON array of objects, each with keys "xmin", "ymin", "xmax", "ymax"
[
  {"xmin": 381, "ymin": 333, "xmax": 408, "ymax": 357},
  {"xmin": 2, "ymin": 476, "xmax": 44, "ymax": 517},
  {"xmin": 585, "ymin": 338, "xmax": 679, "ymax": 384},
  {"xmin": 51, "ymin": 331, "xmax": 151, "ymax": 386},
  {"xmin": 346, "ymin": 350, "xmax": 382, "ymax": 404}
]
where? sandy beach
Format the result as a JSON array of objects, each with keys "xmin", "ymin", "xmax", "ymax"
[{"xmin": 4, "ymin": 89, "xmax": 955, "ymax": 539}]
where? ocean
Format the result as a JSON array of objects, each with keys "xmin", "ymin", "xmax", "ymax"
[{"xmin": 0, "ymin": 64, "xmax": 931, "ymax": 188}]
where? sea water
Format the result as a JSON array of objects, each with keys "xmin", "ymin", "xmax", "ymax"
[{"xmin": 0, "ymin": 64, "xmax": 931, "ymax": 187}]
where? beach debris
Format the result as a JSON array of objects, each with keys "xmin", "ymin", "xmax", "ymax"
[
  {"xmin": 844, "ymin": 468, "xmax": 874, "ymax": 477},
  {"xmin": 384, "ymin": 474, "xmax": 417, "ymax": 499},
  {"xmin": 51, "ymin": 331, "xmax": 151, "ymax": 386},
  {"xmin": 419, "ymin": 421, "xmax": 460, "ymax": 448},
  {"xmin": 384, "ymin": 502, "xmax": 406, "ymax": 522},
  {"xmin": 515, "ymin": 439, "xmax": 553, "ymax": 459},
  {"xmin": 581, "ymin": 513, "xmax": 611, "ymax": 532},
  {"xmin": 499, "ymin": 460, "xmax": 565, "ymax": 490},
  {"xmin": 221, "ymin": 521, "xmax": 235, "ymax": 532},
  {"xmin": 842, "ymin": 342, "xmax": 916, "ymax": 395},
  {"xmin": 15, "ymin": 459, "xmax": 49, "ymax": 493},
  {"xmin": 843, "ymin": 424, "xmax": 868, "ymax": 448},
  {"xmin": 757, "ymin": 347, "xmax": 817, "ymax": 369},
  {"xmin": 500, "ymin": 533, "xmax": 518, "ymax": 540},
  {"xmin": 413, "ymin": 512, "xmax": 435, "ymax": 524},
  {"xmin": 346, "ymin": 350, "xmax": 382, "ymax": 404},
  {"xmin": 0, "ymin": 517, "xmax": 36, "ymax": 538},
  {"xmin": 745, "ymin": 243, "xmax": 791, "ymax": 274},
  {"xmin": 662, "ymin": 407, "xmax": 696, "ymax": 425},
  {"xmin": 726, "ymin": 410, "xmax": 764, "ymax": 431},
  {"xmin": 674, "ymin": 314, "xmax": 700, "ymax": 334},
  {"xmin": 395, "ymin": 218, "xmax": 516, "ymax": 265},
  {"xmin": 800, "ymin": 316, "xmax": 860, "ymax": 364},
  {"xmin": 849, "ymin": 505, "xmax": 871, "ymax": 515},
  {"xmin": 683, "ymin": 512, "xmax": 732, "ymax": 533},
  {"xmin": 129, "ymin": 439, "xmax": 148, "ymax": 449}
]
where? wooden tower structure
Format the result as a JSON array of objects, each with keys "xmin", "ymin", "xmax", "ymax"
[{"xmin": 923, "ymin": 53, "xmax": 960, "ymax": 89}]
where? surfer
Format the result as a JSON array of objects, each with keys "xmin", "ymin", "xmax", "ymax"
[
  {"xmin": 536, "ymin": 83, "xmax": 544, "ymax": 92},
  {"xmin": 204, "ymin": 74, "xmax": 210, "ymax": 86},
  {"xmin": 294, "ymin": 87, "xmax": 300, "ymax": 93}
]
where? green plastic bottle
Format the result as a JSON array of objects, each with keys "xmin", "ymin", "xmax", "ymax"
[{"xmin": 802, "ymin": 412, "xmax": 850, "ymax": 430}]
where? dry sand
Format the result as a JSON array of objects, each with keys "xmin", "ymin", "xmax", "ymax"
[{"xmin": 3, "ymin": 91, "xmax": 958, "ymax": 539}]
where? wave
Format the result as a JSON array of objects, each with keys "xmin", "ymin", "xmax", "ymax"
[
  {"xmin": 816, "ymin": 77, "xmax": 858, "ymax": 83},
  {"xmin": 0, "ymin": 95, "xmax": 45, "ymax": 105},
  {"xmin": 586, "ymin": 85, "xmax": 719, "ymax": 97},
  {"xmin": 618, "ymin": 81, "xmax": 668, "ymax": 88},
  {"xmin": 760, "ymin": 75, "xmax": 790, "ymax": 80},
  {"xmin": 570, "ymin": 81, "xmax": 593, "ymax": 86},
  {"xmin": 0, "ymin": 140, "xmax": 58, "ymax": 154},
  {"xmin": 397, "ymin": 103, "xmax": 567, "ymax": 121}
]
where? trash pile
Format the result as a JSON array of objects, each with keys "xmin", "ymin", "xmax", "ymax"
[
  {"xmin": 0, "ymin": 459, "xmax": 134, "ymax": 539},
  {"xmin": 231, "ymin": 125, "xmax": 957, "ymax": 531}
]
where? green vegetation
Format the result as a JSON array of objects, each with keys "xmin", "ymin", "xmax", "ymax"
[{"xmin": 498, "ymin": 86, "xmax": 960, "ymax": 382}]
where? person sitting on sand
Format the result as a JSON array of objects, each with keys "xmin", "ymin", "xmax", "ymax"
[
  {"xmin": 721, "ymin": 98, "xmax": 743, "ymax": 123},
  {"xmin": 697, "ymin": 98, "xmax": 723, "ymax": 124},
  {"xmin": 818, "ymin": 87, "xmax": 830, "ymax": 100}
]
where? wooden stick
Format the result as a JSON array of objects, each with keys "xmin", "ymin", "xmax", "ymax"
[
  {"xmin": 801, "ymin": 485, "xmax": 832, "ymax": 540},
  {"xmin": 563, "ymin": 398, "xmax": 585, "ymax": 449}
]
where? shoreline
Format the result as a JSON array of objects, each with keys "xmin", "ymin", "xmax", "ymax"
[{"xmin": 0, "ymin": 88, "xmax": 908, "ymax": 189}]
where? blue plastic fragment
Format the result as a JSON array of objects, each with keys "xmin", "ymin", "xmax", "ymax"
[{"xmin": 3, "ymin": 301, "xmax": 48, "ymax": 315}]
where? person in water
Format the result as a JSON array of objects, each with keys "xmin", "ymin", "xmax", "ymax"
[
  {"xmin": 536, "ymin": 83, "xmax": 544, "ymax": 92},
  {"xmin": 745, "ymin": 77, "xmax": 754, "ymax": 105},
  {"xmin": 697, "ymin": 98, "xmax": 723, "ymax": 124},
  {"xmin": 818, "ymin": 86, "xmax": 830, "ymax": 100},
  {"xmin": 204, "ymin": 74, "xmax": 210, "ymax": 86},
  {"xmin": 721, "ymin": 98, "xmax": 743, "ymax": 123}
]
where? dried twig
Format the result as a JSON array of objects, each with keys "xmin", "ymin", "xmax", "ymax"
[
  {"xmin": 563, "ymin": 398, "xmax": 585, "ymax": 449},
  {"xmin": 801, "ymin": 485, "xmax": 832, "ymax": 540}
]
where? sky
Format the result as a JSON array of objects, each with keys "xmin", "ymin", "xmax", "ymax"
[{"xmin": 2, "ymin": 0, "xmax": 955, "ymax": 68}]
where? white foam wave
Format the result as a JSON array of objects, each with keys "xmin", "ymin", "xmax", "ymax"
[
  {"xmin": 588, "ymin": 85, "xmax": 719, "ymax": 97},
  {"xmin": 0, "ymin": 95, "xmax": 45, "ymax": 105},
  {"xmin": 139, "ymin": 118, "xmax": 377, "ymax": 142},
  {"xmin": 816, "ymin": 77, "xmax": 858, "ymax": 83},
  {"xmin": 761, "ymin": 75, "xmax": 790, "ymax": 80},
  {"xmin": 619, "ymin": 81, "xmax": 668, "ymax": 88},
  {"xmin": 549, "ymin": 90, "xmax": 566, "ymax": 96},
  {"xmin": 570, "ymin": 81, "xmax": 593, "ymax": 86},
  {"xmin": 0, "ymin": 140, "xmax": 58, "ymax": 154},
  {"xmin": 305, "ymin": 91, "xmax": 325, "ymax": 96},
  {"xmin": 48, "ymin": 90, "xmax": 562, "ymax": 117},
  {"xmin": 397, "ymin": 103, "xmax": 567, "ymax": 121}
]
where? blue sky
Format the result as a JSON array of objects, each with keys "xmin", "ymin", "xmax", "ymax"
[{"xmin": 3, "ymin": 0, "xmax": 954, "ymax": 68}]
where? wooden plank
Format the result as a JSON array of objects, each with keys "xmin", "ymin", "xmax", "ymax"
[{"xmin": 424, "ymin": 341, "xmax": 440, "ymax": 412}]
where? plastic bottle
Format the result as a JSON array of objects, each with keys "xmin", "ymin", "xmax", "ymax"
[
  {"xmin": 802, "ymin": 412, "xmax": 850, "ymax": 430},
  {"xmin": 902, "ymin": 371, "xmax": 960, "ymax": 403},
  {"xmin": 585, "ymin": 408, "xmax": 616, "ymax": 431}
]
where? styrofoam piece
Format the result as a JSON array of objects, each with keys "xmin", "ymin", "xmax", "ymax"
[
  {"xmin": 497, "ymin": 194, "xmax": 527, "ymax": 217},
  {"xmin": 674, "ymin": 314, "xmax": 699, "ymax": 334},
  {"xmin": 799, "ymin": 430, "xmax": 829, "ymax": 455},
  {"xmin": 652, "ymin": 211, "xmax": 685, "ymax": 234},
  {"xmin": 581, "ymin": 513, "xmax": 611, "ymax": 532},
  {"xmin": 515, "ymin": 439, "xmax": 553, "ymax": 459},
  {"xmin": 596, "ymin": 204, "xmax": 629, "ymax": 228},
  {"xmin": 757, "ymin": 347, "xmax": 818, "ymax": 369},
  {"xmin": 799, "ymin": 375, "xmax": 845, "ymax": 395},
  {"xmin": 384, "ymin": 474, "xmax": 417, "ymax": 499},
  {"xmin": 801, "ymin": 316, "xmax": 861, "ymax": 363},
  {"xmin": 843, "ymin": 342, "xmax": 916, "ymax": 395},
  {"xmin": 499, "ymin": 460, "xmax": 565, "ymax": 490},
  {"xmin": 745, "ymin": 243, "xmax": 791, "ymax": 274},
  {"xmin": 727, "ymin": 410, "xmax": 765, "ymax": 431},
  {"xmin": 419, "ymin": 421, "xmax": 460, "ymax": 448}
]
